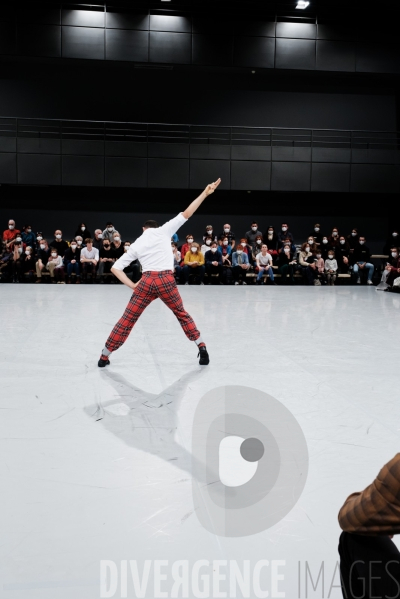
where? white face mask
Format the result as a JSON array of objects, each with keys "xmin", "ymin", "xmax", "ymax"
[
  {"xmin": 224, "ymin": 228, "xmax": 230, "ymax": 233},
  {"xmin": 352, "ymin": 232, "xmax": 357, "ymax": 237},
  {"xmin": 359, "ymin": 240, "xmax": 365, "ymax": 245},
  {"xmin": 9, "ymin": 225, "xmax": 14, "ymax": 230},
  {"xmin": 282, "ymin": 227, "xmax": 287, "ymax": 232},
  {"xmin": 314, "ymin": 227, "xmax": 320, "ymax": 232},
  {"xmin": 16, "ymin": 237, "xmax": 22, "ymax": 242},
  {"xmin": 107, "ymin": 227, "xmax": 113, "ymax": 232},
  {"xmin": 51, "ymin": 253, "xmax": 57, "ymax": 257},
  {"xmin": 391, "ymin": 252, "xmax": 398, "ymax": 258},
  {"xmin": 97, "ymin": 233, "xmax": 103, "ymax": 239},
  {"xmin": 236, "ymin": 250, "xmax": 243, "ymax": 255},
  {"xmin": 191, "ymin": 247, "xmax": 197, "ymax": 253},
  {"xmin": 206, "ymin": 240, "xmax": 211, "ymax": 245},
  {"xmin": 322, "ymin": 239, "xmax": 328, "ymax": 244},
  {"xmin": 27, "ymin": 229, "xmax": 31, "ymax": 233},
  {"xmin": 37, "ymin": 236, "xmax": 43, "ymax": 241},
  {"xmin": 81, "ymin": 227, "xmax": 85, "ymax": 231},
  {"xmin": 284, "ymin": 248, "xmax": 290, "ymax": 254},
  {"xmin": 332, "ymin": 232, "xmax": 338, "ymax": 237},
  {"xmin": 251, "ymin": 226, "xmax": 257, "ymax": 232},
  {"xmin": 26, "ymin": 250, "xmax": 31, "ymax": 255},
  {"xmin": 124, "ymin": 246, "xmax": 130, "ymax": 252},
  {"xmin": 317, "ymin": 254, "xmax": 322, "ymax": 258},
  {"xmin": 77, "ymin": 240, "xmax": 82, "ymax": 245},
  {"xmin": 223, "ymin": 241, "xmax": 228, "ymax": 246},
  {"xmin": 328, "ymin": 255, "xmax": 334, "ymax": 259},
  {"xmin": 40, "ymin": 244, "xmax": 45, "ymax": 250},
  {"xmin": 18, "ymin": 247, "xmax": 23, "ymax": 254},
  {"xmin": 114, "ymin": 237, "xmax": 120, "ymax": 243},
  {"xmin": 187, "ymin": 238, "xmax": 193, "ymax": 244},
  {"xmin": 256, "ymin": 240, "xmax": 261, "ymax": 245},
  {"xmin": 308, "ymin": 239, "xmax": 314, "ymax": 244},
  {"xmin": 340, "ymin": 240, "xmax": 345, "ymax": 244},
  {"xmin": 211, "ymin": 248, "xmax": 217, "ymax": 253},
  {"xmin": 55, "ymin": 234, "xmax": 62, "ymax": 239},
  {"xmin": 268, "ymin": 231, "xmax": 273, "ymax": 236},
  {"xmin": 206, "ymin": 229, "xmax": 212, "ymax": 234},
  {"xmin": 393, "ymin": 233, "xmax": 398, "ymax": 237},
  {"xmin": 71, "ymin": 244, "xmax": 77, "ymax": 250},
  {"xmin": 305, "ymin": 246, "xmax": 310, "ymax": 252}
]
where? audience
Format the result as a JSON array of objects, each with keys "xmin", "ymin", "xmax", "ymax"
[
  {"xmin": 1, "ymin": 219, "xmax": 393, "ymax": 287},
  {"xmin": 74, "ymin": 222, "xmax": 91, "ymax": 240},
  {"xmin": 383, "ymin": 229, "xmax": 399, "ymax": 255},
  {"xmin": 232, "ymin": 243, "xmax": 251, "ymax": 285},
  {"xmin": 255, "ymin": 244, "xmax": 276, "ymax": 285}
]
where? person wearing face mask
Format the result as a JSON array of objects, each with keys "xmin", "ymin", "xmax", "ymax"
[
  {"xmin": 74, "ymin": 223, "xmax": 91, "ymax": 240},
  {"xmin": 245, "ymin": 222, "xmax": 262, "ymax": 249},
  {"xmin": 255, "ymin": 244, "xmax": 276, "ymax": 286},
  {"xmin": 204, "ymin": 241, "xmax": 223, "ymax": 285},
  {"xmin": 377, "ymin": 247, "xmax": 400, "ymax": 291},
  {"xmin": 97, "ymin": 238, "xmax": 116, "ymax": 283},
  {"xmin": 64, "ymin": 240, "xmax": 82, "ymax": 284},
  {"xmin": 46, "ymin": 248, "xmax": 65, "ymax": 283},
  {"xmin": 49, "ymin": 230, "xmax": 69, "ymax": 257},
  {"xmin": 74, "ymin": 235, "xmax": 85, "ymax": 249},
  {"xmin": 180, "ymin": 234, "xmax": 195, "ymax": 265},
  {"xmin": 80, "ymin": 238, "xmax": 100, "ymax": 283},
  {"xmin": 383, "ymin": 230, "xmax": 400, "ymax": 256},
  {"xmin": 21, "ymin": 225, "xmax": 36, "ymax": 253},
  {"xmin": 35, "ymin": 232, "xmax": 44, "ymax": 254},
  {"xmin": 320, "ymin": 235, "xmax": 332, "ymax": 260},
  {"xmin": 230, "ymin": 243, "xmax": 250, "ymax": 285},
  {"xmin": 93, "ymin": 229, "xmax": 104, "ymax": 251},
  {"xmin": 111, "ymin": 232, "xmax": 124, "ymax": 260},
  {"xmin": 219, "ymin": 235, "xmax": 233, "ymax": 282},
  {"xmin": 328, "ymin": 228, "xmax": 340, "ymax": 248},
  {"xmin": 202, "ymin": 225, "xmax": 218, "ymax": 243},
  {"xmin": 238, "ymin": 237, "xmax": 252, "ymax": 259},
  {"xmin": 277, "ymin": 244, "xmax": 296, "ymax": 284},
  {"xmin": 251, "ymin": 235, "xmax": 264, "ymax": 266},
  {"xmin": 299, "ymin": 242, "xmax": 320, "ymax": 285},
  {"xmin": 201, "ymin": 236, "xmax": 213, "ymax": 256},
  {"xmin": 315, "ymin": 250, "xmax": 326, "ymax": 284},
  {"xmin": 347, "ymin": 228, "xmax": 359, "ymax": 255},
  {"xmin": 3, "ymin": 219, "xmax": 20, "ymax": 250},
  {"xmin": 262, "ymin": 226, "xmax": 278, "ymax": 254},
  {"xmin": 35, "ymin": 239, "xmax": 50, "ymax": 283},
  {"xmin": 336, "ymin": 237, "xmax": 350, "ymax": 273},
  {"xmin": 306, "ymin": 235, "xmax": 318, "ymax": 254},
  {"xmin": 324, "ymin": 251, "xmax": 338, "ymax": 285},
  {"xmin": 219, "ymin": 223, "xmax": 236, "ymax": 249},
  {"xmin": 102, "ymin": 222, "xmax": 117, "ymax": 243},
  {"xmin": 183, "ymin": 242, "xmax": 205, "ymax": 285},
  {"xmin": 277, "ymin": 223, "xmax": 294, "ymax": 248},
  {"xmin": 309, "ymin": 223, "xmax": 322, "ymax": 246},
  {"xmin": 22, "ymin": 246, "xmax": 35, "ymax": 282},
  {"xmin": 10, "ymin": 241, "xmax": 26, "ymax": 283},
  {"xmin": 353, "ymin": 236, "xmax": 374, "ymax": 285},
  {"xmin": 171, "ymin": 242, "xmax": 182, "ymax": 283}
]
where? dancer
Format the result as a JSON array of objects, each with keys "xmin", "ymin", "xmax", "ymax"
[{"xmin": 98, "ymin": 179, "xmax": 221, "ymax": 368}]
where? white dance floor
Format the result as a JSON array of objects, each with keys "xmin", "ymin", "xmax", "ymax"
[{"xmin": 1, "ymin": 284, "xmax": 399, "ymax": 599}]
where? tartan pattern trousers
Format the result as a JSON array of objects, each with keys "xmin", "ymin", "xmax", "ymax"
[{"xmin": 104, "ymin": 270, "xmax": 201, "ymax": 353}]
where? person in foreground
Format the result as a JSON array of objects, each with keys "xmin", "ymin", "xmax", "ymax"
[
  {"xmin": 338, "ymin": 453, "xmax": 400, "ymax": 598},
  {"xmin": 98, "ymin": 179, "xmax": 221, "ymax": 368}
]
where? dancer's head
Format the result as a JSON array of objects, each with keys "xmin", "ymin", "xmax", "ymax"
[{"xmin": 143, "ymin": 220, "xmax": 159, "ymax": 230}]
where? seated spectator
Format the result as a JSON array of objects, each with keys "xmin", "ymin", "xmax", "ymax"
[
  {"xmin": 255, "ymin": 244, "xmax": 276, "ymax": 285},
  {"xmin": 325, "ymin": 250, "xmax": 338, "ymax": 285},
  {"xmin": 180, "ymin": 234, "xmax": 194, "ymax": 265},
  {"xmin": 338, "ymin": 453, "xmax": 400, "ymax": 599},
  {"xmin": 328, "ymin": 227, "xmax": 340, "ymax": 249},
  {"xmin": 315, "ymin": 250, "xmax": 326, "ymax": 284},
  {"xmin": 231, "ymin": 244, "xmax": 250, "ymax": 285},
  {"xmin": 21, "ymin": 225, "xmax": 36, "ymax": 253},
  {"xmin": 353, "ymin": 236, "xmax": 374, "ymax": 285},
  {"xmin": 183, "ymin": 242, "xmax": 205, "ymax": 285},
  {"xmin": 46, "ymin": 248, "xmax": 65, "ymax": 283},
  {"xmin": 277, "ymin": 244, "xmax": 296, "ymax": 284},
  {"xmin": 22, "ymin": 246, "xmax": 36, "ymax": 282},
  {"xmin": 277, "ymin": 223, "xmax": 294, "ymax": 248},
  {"xmin": 204, "ymin": 241, "xmax": 223, "ymax": 285},
  {"xmin": 347, "ymin": 228, "xmax": 359, "ymax": 256},
  {"xmin": 49, "ymin": 230, "xmax": 69, "ymax": 257},
  {"xmin": 35, "ymin": 239, "xmax": 50, "ymax": 283},
  {"xmin": 201, "ymin": 237, "xmax": 213, "ymax": 255},
  {"xmin": 299, "ymin": 242, "xmax": 319, "ymax": 285},
  {"xmin": 309, "ymin": 223, "xmax": 322, "ymax": 246},
  {"xmin": 171, "ymin": 242, "xmax": 182, "ymax": 283},
  {"xmin": 251, "ymin": 235, "xmax": 264, "ymax": 265},
  {"xmin": 220, "ymin": 235, "xmax": 233, "ymax": 282},
  {"xmin": 3, "ymin": 219, "xmax": 20, "ymax": 250},
  {"xmin": 64, "ymin": 241, "xmax": 81, "ymax": 284},
  {"xmin": 336, "ymin": 236, "xmax": 350, "ymax": 273},
  {"xmin": 279, "ymin": 236, "xmax": 297, "ymax": 257},
  {"xmin": 81, "ymin": 238, "xmax": 99, "ymax": 283},
  {"xmin": 111, "ymin": 231, "xmax": 124, "ymax": 260},
  {"xmin": 219, "ymin": 223, "xmax": 236, "ymax": 249},
  {"xmin": 35, "ymin": 232, "xmax": 44, "ymax": 254},
  {"xmin": 263, "ymin": 226, "xmax": 279, "ymax": 256},
  {"xmin": 102, "ymin": 222, "xmax": 117, "ymax": 243},
  {"xmin": 306, "ymin": 234, "xmax": 318, "ymax": 254},
  {"xmin": 383, "ymin": 229, "xmax": 400, "ymax": 255},
  {"xmin": 93, "ymin": 229, "xmax": 103, "ymax": 251},
  {"xmin": 74, "ymin": 222, "xmax": 91, "ymax": 240},
  {"xmin": 13, "ymin": 232, "xmax": 25, "ymax": 252},
  {"xmin": 10, "ymin": 240, "xmax": 25, "ymax": 283},
  {"xmin": 202, "ymin": 225, "xmax": 218, "ymax": 243},
  {"xmin": 238, "ymin": 237, "xmax": 252, "ymax": 260},
  {"xmin": 245, "ymin": 222, "xmax": 262, "ymax": 249},
  {"xmin": 320, "ymin": 235, "xmax": 332, "ymax": 259},
  {"xmin": 122, "ymin": 241, "xmax": 141, "ymax": 283},
  {"xmin": 377, "ymin": 247, "xmax": 400, "ymax": 291},
  {"xmin": 74, "ymin": 235, "xmax": 85, "ymax": 249},
  {"xmin": 0, "ymin": 244, "xmax": 13, "ymax": 281},
  {"xmin": 97, "ymin": 238, "xmax": 115, "ymax": 283}
]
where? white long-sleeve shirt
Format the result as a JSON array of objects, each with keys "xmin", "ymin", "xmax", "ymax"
[
  {"xmin": 113, "ymin": 213, "xmax": 188, "ymax": 273},
  {"xmin": 325, "ymin": 258, "xmax": 338, "ymax": 272}
]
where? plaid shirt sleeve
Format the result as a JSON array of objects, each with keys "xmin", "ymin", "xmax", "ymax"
[{"xmin": 338, "ymin": 453, "xmax": 400, "ymax": 535}]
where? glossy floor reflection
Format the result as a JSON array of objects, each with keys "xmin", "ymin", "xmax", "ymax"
[{"xmin": 0, "ymin": 284, "xmax": 399, "ymax": 599}]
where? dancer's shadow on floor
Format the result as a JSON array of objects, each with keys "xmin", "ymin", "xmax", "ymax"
[{"xmin": 84, "ymin": 368, "xmax": 206, "ymax": 479}]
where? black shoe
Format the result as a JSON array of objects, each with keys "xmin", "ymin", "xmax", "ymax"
[
  {"xmin": 198, "ymin": 345, "xmax": 209, "ymax": 366},
  {"xmin": 98, "ymin": 357, "xmax": 110, "ymax": 368}
]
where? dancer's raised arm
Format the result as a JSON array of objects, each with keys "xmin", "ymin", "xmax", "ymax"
[{"xmin": 182, "ymin": 178, "xmax": 221, "ymax": 220}]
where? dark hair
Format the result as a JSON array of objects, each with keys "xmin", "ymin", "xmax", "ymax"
[
  {"xmin": 143, "ymin": 220, "xmax": 159, "ymax": 229},
  {"xmin": 106, "ymin": 222, "xmax": 113, "ymax": 226},
  {"xmin": 85, "ymin": 238, "xmax": 93, "ymax": 244},
  {"xmin": 251, "ymin": 221, "xmax": 258, "ymax": 225}
]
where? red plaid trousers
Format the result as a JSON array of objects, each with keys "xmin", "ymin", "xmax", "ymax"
[{"xmin": 104, "ymin": 270, "xmax": 201, "ymax": 353}]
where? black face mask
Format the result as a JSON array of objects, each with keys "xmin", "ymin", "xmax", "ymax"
[{"xmin": 104, "ymin": 245, "xmax": 110, "ymax": 249}]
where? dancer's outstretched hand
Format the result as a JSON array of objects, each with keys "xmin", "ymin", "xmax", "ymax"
[{"xmin": 205, "ymin": 178, "xmax": 221, "ymax": 196}]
